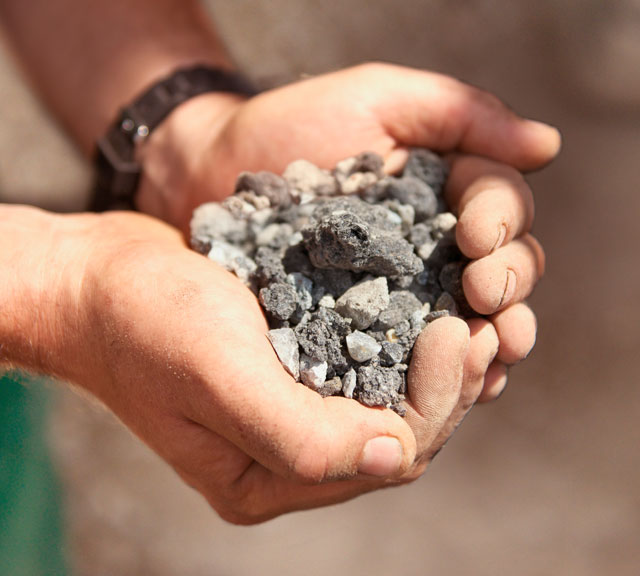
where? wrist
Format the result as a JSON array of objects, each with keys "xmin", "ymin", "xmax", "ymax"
[
  {"xmin": 0, "ymin": 206, "xmax": 98, "ymax": 378},
  {"xmin": 134, "ymin": 91, "xmax": 246, "ymax": 230}
]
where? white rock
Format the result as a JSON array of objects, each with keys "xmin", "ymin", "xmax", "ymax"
[
  {"xmin": 286, "ymin": 273, "xmax": 314, "ymax": 311},
  {"xmin": 299, "ymin": 354, "xmax": 328, "ymax": 391},
  {"xmin": 207, "ymin": 240, "xmax": 256, "ymax": 286},
  {"xmin": 342, "ymin": 369, "xmax": 357, "ymax": 399},
  {"xmin": 418, "ymin": 240, "xmax": 437, "ymax": 260},
  {"xmin": 340, "ymin": 171, "xmax": 378, "ymax": 195},
  {"xmin": 429, "ymin": 212, "xmax": 457, "ymax": 240},
  {"xmin": 318, "ymin": 294, "xmax": 336, "ymax": 309},
  {"xmin": 346, "ymin": 331, "xmax": 382, "ymax": 363},
  {"xmin": 335, "ymin": 277, "xmax": 390, "ymax": 330},
  {"xmin": 283, "ymin": 159, "xmax": 338, "ymax": 196},
  {"xmin": 267, "ymin": 329, "xmax": 300, "ymax": 380}
]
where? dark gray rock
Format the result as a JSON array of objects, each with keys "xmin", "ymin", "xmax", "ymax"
[
  {"xmin": 302, "ymin": 211, "xmax": 423, "ymax": 276},
  {"xmin": 373, "ymin": 290, "xmax": 423, "ymax": 331},
  {"xmin": 295, "ymin": 318, "xmax": 349, "ymax": 377},
  {"xmin": 356, "ymin": 365, "xmax": 405, "ymax": 413},
  {"xmin": 253, "ymin": 247, "xmax": 287, "ymax": 288},
  {"xmin": 259, "ymin": 283, "xmax": 298, "ymax": 322},
  {"xmin": 402, "ymin": 148, "xmax": 449, "ymax": 196},
  {"xmin": 235, "ymin": 171, "xmax": 295, "ymax": 209},
  {"xmin": 308, "ymin": 196, "xmax": 400, "ymax": 233},
  {"xmin": 378, "ymin": 176, "xmax": 438, "ymax": 222},
  {"xmin": 379, "ymin": 341, "xmax": 405, "ymax": 366}
]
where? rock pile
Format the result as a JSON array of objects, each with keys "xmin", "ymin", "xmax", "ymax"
[{"xmin": 190, "ymin": 149, "xmax": 472, "ymax": 415}]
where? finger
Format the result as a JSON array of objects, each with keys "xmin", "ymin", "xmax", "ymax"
[
  {"xmin": 183, "ymin": 322, "xmax": 417, "ymax": 485},
  {"xmin": 477, "ymin": 361, "xmax": 509, "ymax": 403},
  {"xmin": 444, "ymin": 156, "xmax": 535, "ymax": 259},
  {"xmin": 462, "ymin": 234, "xmax": 545, "ymax": 315},
  {"xmin": 369, "ymin": 64, "xmax": 561, "ymax": 171},
  {"xmin": 168, "ymin": 417, "xmax": 389, "ymax": 524},
  {"xmin": 420, "ymin": 318, "xmax": 499, "ymax": 461},
  {"xmin": 490, "ymin": 302, "xmax": 537, "ymax": 365},
  {"xmin": 404, "ymin": 316, "xmax": 470, "ymax": 450}
]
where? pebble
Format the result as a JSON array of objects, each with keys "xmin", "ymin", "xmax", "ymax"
[
  {"xmin": 299, "ymin": 354, "xmax": 329, "ymax": 391},
  {"xmin": 259, "ymin": 282, "xmax": 298, "ymax": 321},
  {"xmin": 342, "ymin": 369, "xmax": 357, "ymax": 399},
  {"xmin": 283, "ymin": 159, "xmax": 338, "ymax": 196},
  {"xmin": 335, "ymin": 277, "xmax": 390, "ymax": 330},
  {"xmin": 267, "ymin": 328, "xmax": 300, "ymax": 380},
  {"xmin": 346, "ymin": 330, "xmax": 382, "ymax": 362}
]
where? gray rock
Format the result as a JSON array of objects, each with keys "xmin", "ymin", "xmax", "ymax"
[
  {"xmin": 378, "ymin": 176, "xmax": 438, "ymax": 222},
  {"xmin": 334, "ymin": 152, "xmax": 384, "ymax": 182},
  {"xmin": 346, "ymin": 331, "xmax": 382, "ymax": 362},
  {"xmin": 299, "ymin": 354, "xmax": 328, "ymax": 391},
  {"xmin": 335, "ymin": 277, "xmax": 390, "ymax": 329},
  {"xmin": 259, "ymin": 283, "xmax": 298, "ymax": 321},
  {"xmin": 379, "ymin": 341, "xmax": 404, "ymax": 366},
  {"xmin": 235, "ymin": 171, "xmax": 295, "ymax": 208},
  {"xmin": 356, "ymin": 365, "xmax": 405, "ymax": 412},
  {"xmin": 317, "ymin": 294, "xmax": 336, "ymax": 309},
  {"xmin": 385, "ymin": 200, "xmax": 415, "ymax": 234},
  {"xmin": 190, "ymin": 202, "xmax": 249, "ymax": 252},
  {"xmin": 302, "ymin": 211, "xmax": 423, "ymax": 276},
  {"xmin": 439, "ymin": 261, "xmax": 466, "ymax": 302},
  {"xmin": 311, "ymin": 268, "xmax": 356, "ymax": 297},
  {"xmin": 222, "ymin": 196, "xmax": 257, "ymax": 219},
  {"xmin": 408, "ymin": 222, "xmax": 432, "ymax": 247},
  {"xmin": 435, "ymin": 291, "xmax": 459, "ymax": 316},
  {"xmin": 267, "ymin": 328, "xmax": 300, "ymax": 380},
  {"xmin": 295, "ymin": 319, "xmax": 349, "ymax": 376},
  {"xmin": 427, "ymin": 212, "xmax": 457, "ymax": 240},
  {"xmin": 373, "ymin": 290, "xmax": 423, "ymax": 331},
  {"xmin": 286, "ymin": 273, "xmax": 314, "ymax": 312},
  {"xmin": 283, "ymin": 159, "xmax": 338, "ymax": 196},
  {"xmin": 402, "ymin": 148, "xmax": 449, "ymax": 196},
  {"xmin": 308, "ymin": 196, "xmax": 400, "ymax": 233},
  {"xmin": 318, "ymin": 377, "xmax": 343, "ymax": 397},
  {"xmin": 342, "ymin": 369, "xmax": 357, "ymax": 399},
  {"xmin": 340, "ymin": 171, "xmax": 379, "ymax": 195},
  {"xmin": 207, "ymin": 240, "xmax": 257, "ymax": 286},
  {"xmin": 253, "ymin": 247, "xmax": 287, "ymax": 288}
]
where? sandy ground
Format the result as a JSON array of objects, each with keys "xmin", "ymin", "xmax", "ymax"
[{"xmin": 1, "ymin": 1, "xmax": 639, "ymax": 574}]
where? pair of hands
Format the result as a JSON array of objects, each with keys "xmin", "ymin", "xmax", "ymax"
[{"xmin": 5, "ymin": 63, "xmax": 556, "ymax": 524}]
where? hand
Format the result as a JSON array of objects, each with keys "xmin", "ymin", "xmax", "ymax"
[
  {"xmin": 136, "ymin": 62, "xmax": 556, "ymax": 458},
  {"xmin": 1, "ymin": 206, "xmax": 475, "ymax": 523}
]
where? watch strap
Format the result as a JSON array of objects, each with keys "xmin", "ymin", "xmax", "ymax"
[{"xmin": 92, "ymin": 66, "xmax": 257, "ymax": 212}]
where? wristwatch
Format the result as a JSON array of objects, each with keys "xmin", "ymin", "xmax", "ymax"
[{"xmin": 92, "ymin": 66, "xmax": 257, "ymax": 211}]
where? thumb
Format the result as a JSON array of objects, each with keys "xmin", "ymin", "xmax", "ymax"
[{"xmin": 366, "ymin": 63, "xmax": 561, "ymax": 171}]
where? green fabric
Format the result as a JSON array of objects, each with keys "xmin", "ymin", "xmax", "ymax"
[{"xmin": 0, "ymin": 371, "xmax": 67, "ymax": 576}]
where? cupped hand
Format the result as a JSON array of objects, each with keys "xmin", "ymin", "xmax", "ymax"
[
  {"xmin": 10, "ymin": 209, "xmax": 469, "ymax": 524},
  {"xmin": 135, "ymin": 62, "xmax": 557, "ymax": 457}
]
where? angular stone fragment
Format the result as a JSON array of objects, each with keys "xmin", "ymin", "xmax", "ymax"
[
  {"xmin": 190, "ymin": 202, "xmax": 249, "ymax": 252},
  {"xmin": 435, "ymin": 291, "xmax": 458, "ymax": 316},
  {"xmin": 346, "ymin": 331, "xmax": 382, "ymax": 362},
  {"xmin": 378, "ymin": 176, "xmax": 438, "ymax": 222},
  {"xmin": 283, "ymin": 159, "xmax": 338, "ymax": 196},
  {"xmin": 380, "ymin": 341, "xmax": 404, "ymax": 367},
  {"xmin": 342, "ymin": 368, "xmax": 357, "ymax": 399},
  {"xmin": 302, "ymin": 211, "xmax": 423, "ymax": 276},
  {"xmin": 286, "ymin": 273, "xmax": 314, "ymax": 313},
  {"xmin": 259, "ymin": 283, "xmax": 298, "ymax": 321},
  {"xmin": 356, "ymin": 365, "xmax": 405, "ymax": 412},
  {"xmin": 308, "ymin": 196, "xmax": 400, "ymax": 232},
  {"xmin": 403, "ymin": 148, "xmax": 449, "ymax": 195},
  {"xmin": 235, "ymin": 171, "xmax": 295, "ymax": 208},
  {"xmin": 373, "ymin": 290, "xmax": 423, "ymax": 331},
  {"xmin": 318, "ymin": 377, "xmax": 343, "ymax": 397},
  {"xmin": 335, "ymin": 277, "xmax": 390, "ymax": 330},
  {"xmin": 253, "ymin": 246, "xmax": 287, "ymax": 288},
  {"xmin": 334, "ymin": 152, "xmax": 384, "ymax": 182},
  {"xmin": 207, "ymin": 240, "xmax": 257, "ymax": 287},
  {"xmin": 299, "ymin": 354, "xmax": 328, "ymax": 391},
  {"xmin": 267, "ymin": 328, "xmax": 300, "ymax": 380},
  {"xmin": 295, "ymin": 318, "xmax": 349, "ymax": 376}
]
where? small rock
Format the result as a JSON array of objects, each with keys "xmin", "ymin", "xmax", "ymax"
[
  {"xmin": 300, "ymin": 354, "xmax": 329, "ymax": 391},
  {"xmin": 380, "ymin": 341, "xmax": 404, "ymax": 366},
  {"xmin": 435, "ymin": 291, "xmax": 458, "ymax": 316},
  {"xmin": 318, "ymin": 294, "xmax": 336, "ymax": 308},
  {"xmin": 427, "ymin": 212, "xmax": 457, "ymax": 240},
  {"xmin": 379, "ymin": 176, "xmax": 438, "ymax": 221},
  {"xmin": 334, "ymin": 152, "xmax": 384, "ymax": 182},
  {"xmin": 255, "ymin": 222, "xmax": 295, "ymax": 248},
  {"xmin": 286, "ymin": 272, "xmax": 314, "ymax": 312},
  {"xmin": 235, "ymin": 171, "xmax": 295, "ymax": 208},
  {"xmin": 190, "ymin": 202, "xmax": 249, "ymax": 251},
  {"xmin": 283, "ymin": 159, "xmax": 338, "ymax": 196},
  {"xmin": 335, "ymin": 277, "xmax": 390, "ymax": 330},
  {"xmin": 259, "ymin": 283, "xmax": 298, "ymax": 321},
  {"xmin": 342, "ymin": 369, "xmax": 357, "ymax": 399},
  {"xmin": 318, "ymin": 376, "xmax": 343, "ymax": 397},
  {"xmin": 373, "ymin": 290, "xmax": 422, "ymax": 331},
  {"xmin": 346, "ymin": 331, "xmax": 382, "ymax": 362},
  {"xmin": 340, "ymin": 171, "xmax": 379, "ymax": 195},
  {"xmin": 402, "ymin": 148, "xmax": 449, "ymax": 195},
  {"xmin": 222, "ymin": 196, "xmax": 256, "ymax": 219},
  {"xmin": 253, "ymin": 247, "xmax": 287, "ymax": 288},
  {"xmin": 267, "ymin": 328, "xmax": 300, "ymax": 380},
  {"xmin": 207, "ymin": 240, "xmax": 257, "ymax": 286},
  {"xmin": 356, "ymin": 365, "xmax": 405, "ymax": 411}
]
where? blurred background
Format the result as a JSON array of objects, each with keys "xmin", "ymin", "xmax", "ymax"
[{"xmin": 1, "ymin": 1, "xmax": 639, "ymax": 574}]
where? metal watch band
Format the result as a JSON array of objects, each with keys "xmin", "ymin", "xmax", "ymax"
[{"xmin": 92, "ymin": 66, "xmax": 257, "ymax": 212}]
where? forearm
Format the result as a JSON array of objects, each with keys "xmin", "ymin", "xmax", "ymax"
[{"xmin": 0, "ymin": 0, "xmax": 232, "ymax": 152}]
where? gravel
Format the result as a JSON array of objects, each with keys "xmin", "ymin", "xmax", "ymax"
[{"xmin": 191, "ymin": 148, "xmax": 473, "ymax": 414}]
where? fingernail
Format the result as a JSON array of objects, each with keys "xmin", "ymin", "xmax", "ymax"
[
  {"xmin": 524, "ymin": 120, "xmax": 562, "ymax": 157},
  {"xmin": 491, "ymin": 223, "xmax": 507, "ymax": 253},
  {"xmin": 499, "ymin": 269, "xmax": 517, "ymax": 308},
  {"xmin": 358, "ymin": 436, "xmax": 403, "ymax": 477}
]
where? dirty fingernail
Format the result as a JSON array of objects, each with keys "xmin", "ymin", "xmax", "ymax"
[
  {"xmin": 358, "ymin": 436, "xmax": 403, "ymax": 477},
  {"xmin": 499, "ymin": 269, "xmax": 517, "ymax": 308},
  {"xmin": 492, "ymin": 223, "xmax": 507, "ymax": 252}
]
